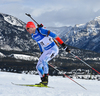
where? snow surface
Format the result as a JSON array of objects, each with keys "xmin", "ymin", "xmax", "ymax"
[{"xmin": 0, "ymin": 72, "xmax": 100, "ymax": 96}]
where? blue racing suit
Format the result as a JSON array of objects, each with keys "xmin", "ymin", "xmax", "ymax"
[{"xmin": 31, "ymin": 27, "xmax": 59, "ymax": 77}]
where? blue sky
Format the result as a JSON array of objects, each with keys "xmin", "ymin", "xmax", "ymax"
[{"xmin": 0, "ymin": 0, "xmax": 100, "ymax": 27}]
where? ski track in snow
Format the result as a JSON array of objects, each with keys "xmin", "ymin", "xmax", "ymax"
[{"xmin": 0, "ymin": 72, "xmax": 100, "ymax": 96}]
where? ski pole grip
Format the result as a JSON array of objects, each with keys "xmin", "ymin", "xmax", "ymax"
[
  {"xmin": 61, "ymin": 43, "xmax": 70, "ymax": 53},
  {"xmin": 25, "ymin": 13, "xmax": 31, "ymax": 17},
  {"xmin": 25, "ymin": 13, "xmax": 39, "ymax": 25}
]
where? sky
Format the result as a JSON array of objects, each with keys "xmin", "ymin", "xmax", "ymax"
[{"xmin": 0, "ymin": 0, "xmax": 100, "ymax": 27}]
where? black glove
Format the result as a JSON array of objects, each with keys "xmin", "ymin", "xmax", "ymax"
[
  {"xmin": 61, "ymin": 43, "xmax": 70, "ymax": 53},
  {"xmin": 37, "ymin": 24, "xmax": 43, "ymax": 28}
]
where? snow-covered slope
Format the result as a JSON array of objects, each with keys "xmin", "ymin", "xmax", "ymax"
[
  {"xmin": 0, "ymin": 52, "xmax": 6, "ymax": 58},
  {"xmin": 4, "ymin": 15, "xmax": 23, "ymax": 26},
  {"xmin": 0, "ymin": 72, "xmax": 100, "ymax": 96},
  {"xmin": 8, "ymin": 54, "xmax": 38, "ymax": 61}
]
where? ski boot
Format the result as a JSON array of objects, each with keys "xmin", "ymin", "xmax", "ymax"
[{"xmin": 35, "ymin": 74, "xmax": 48, "ymax": 87}]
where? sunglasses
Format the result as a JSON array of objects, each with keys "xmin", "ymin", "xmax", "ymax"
[{"xmin": 26, "ymin": 28, "xmax": 30, "ymax": 30}]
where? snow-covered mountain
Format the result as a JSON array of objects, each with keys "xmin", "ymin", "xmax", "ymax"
[
  {"xmin": 1, "ymin": 13, "xmax": 100, "ymax": 53},
  {"xmin": 1, "ymin": 13, "xmax": 100, "ymax": 77},
  {"xmin": 47, "ymin": 26, "xmax": 72, "ymax": 38},
  {"xmin": 0, "ymin": 13, "xmax": 38, "ymax": 52},
  {"xmin": 48, "ymin": 16, "xmax": 100, "ymax": 53}
]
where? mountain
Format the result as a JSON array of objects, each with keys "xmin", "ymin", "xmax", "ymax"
[
  {"xmin": 1, "ymin": 13, "xmax": 100, "ymax": 75},
  {"xmin": 48, "ymin": 16, "xmax": 100, "ymax": 53},
  {"xmin": 47, "ymin": 26, "xmax": 72, "ymax": 38},
  {"xmin": 0, "ymin": 13, "xmax": 38, "ymax": 52},
  {"xmin": 1, "ymin": 13, "xmax": 100, "ymax": 53}
]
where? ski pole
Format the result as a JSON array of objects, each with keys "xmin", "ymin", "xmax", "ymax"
[
  {"xmin": 70, "ymin": 52, "xmax": 100, "ymax": 75},
  {"xmin": 25, "ymin": 13, "xmax": 43, "ymax": 27},
  {"xmin": 49, "ymin": 63, "xmax": 87, "ymax": 90},
  {"xmin": 25, "ymin": 13, "xmax": 39, "ymax": 25}
]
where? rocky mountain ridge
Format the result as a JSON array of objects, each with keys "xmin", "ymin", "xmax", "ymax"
[{"xmin": 48, "ymin": 16, "xmax": 100, "ymax": 53}]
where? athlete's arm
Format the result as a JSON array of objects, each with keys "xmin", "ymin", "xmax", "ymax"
[
  {"xmin": 39, "ymin": 27, "xmax": 70, "ymax": 52},
  {"xmin": 48, "ymin": 31, "xmax": 70, "ymax": 52}
]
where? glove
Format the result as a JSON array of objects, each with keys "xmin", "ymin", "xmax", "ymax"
[
  {"xmin": 61, "ymin": 43, "xmax": 70, "ymax": 53},
  {"xmin": 37, "ymin": 24, "xmax": 43, "ymax": 28}
]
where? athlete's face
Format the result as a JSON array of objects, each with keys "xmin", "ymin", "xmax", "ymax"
[{"xmin": 26, "ymin": 27, "xmax": 36, "ymax": 34}]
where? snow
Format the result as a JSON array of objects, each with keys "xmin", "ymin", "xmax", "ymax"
[
  {"xmin": 3, "ymin": 15, "xmax": 22, "ymax": 26},
  {"xmin": 75, "ymin": 23, "xmax": 85, "ymax": 28},
  {"xmin": 0, "ymin": 52, "xmax": 6, "ymax": 57},
  {"xmin": 84, "ymin": 57, "xmax": 100, "ymax": 61},
  {"xmin": 0, "ymin": 72, "xmax": 100, "ymax": 96},
  {"xmin": 9, "ymin": 54, "xmax": 39, "ymax": 61},
  {"xmin": 94, "ymin": 16, "xmax": 100, "ymax": 21},
  {"xmin": 1, "ymin": 45, "xmax": 22, "ymax": 51}
]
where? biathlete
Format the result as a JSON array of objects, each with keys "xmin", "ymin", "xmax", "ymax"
[{"xmin": 26, "ymin": 21, "xmax": 70, "ymax": 87}]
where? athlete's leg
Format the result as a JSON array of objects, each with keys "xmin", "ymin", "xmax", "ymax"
[
  {"xmin": 36, "ymin": 61, "xmax": 43, "ymax": 77},
  {"xmin": 36, "ymin": 51, "xmax": 49, "ymax": 77},
  {"xmin": 35, "ymin": 45, "xmax": 59, "ymax": 85},
  {"xmin": 36, "ymin": 45, "xmax": 59, "ymax": 77},
  {"xmin": 42, "ymin": 45, "xmax": 59, "ymax": 75}
]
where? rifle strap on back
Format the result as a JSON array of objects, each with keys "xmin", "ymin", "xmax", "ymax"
[
  {"xmin": 53, "ymin": 39, "xmax": 59, "ymax": 47},
  {"xmin": 37, "ymin": 28, "xmax": 59, "ymax": 47}
]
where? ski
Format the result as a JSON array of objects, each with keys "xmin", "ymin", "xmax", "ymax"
[{"xmin": 11, "ymin": 82, "xmax": 53, "ymax": 88}]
